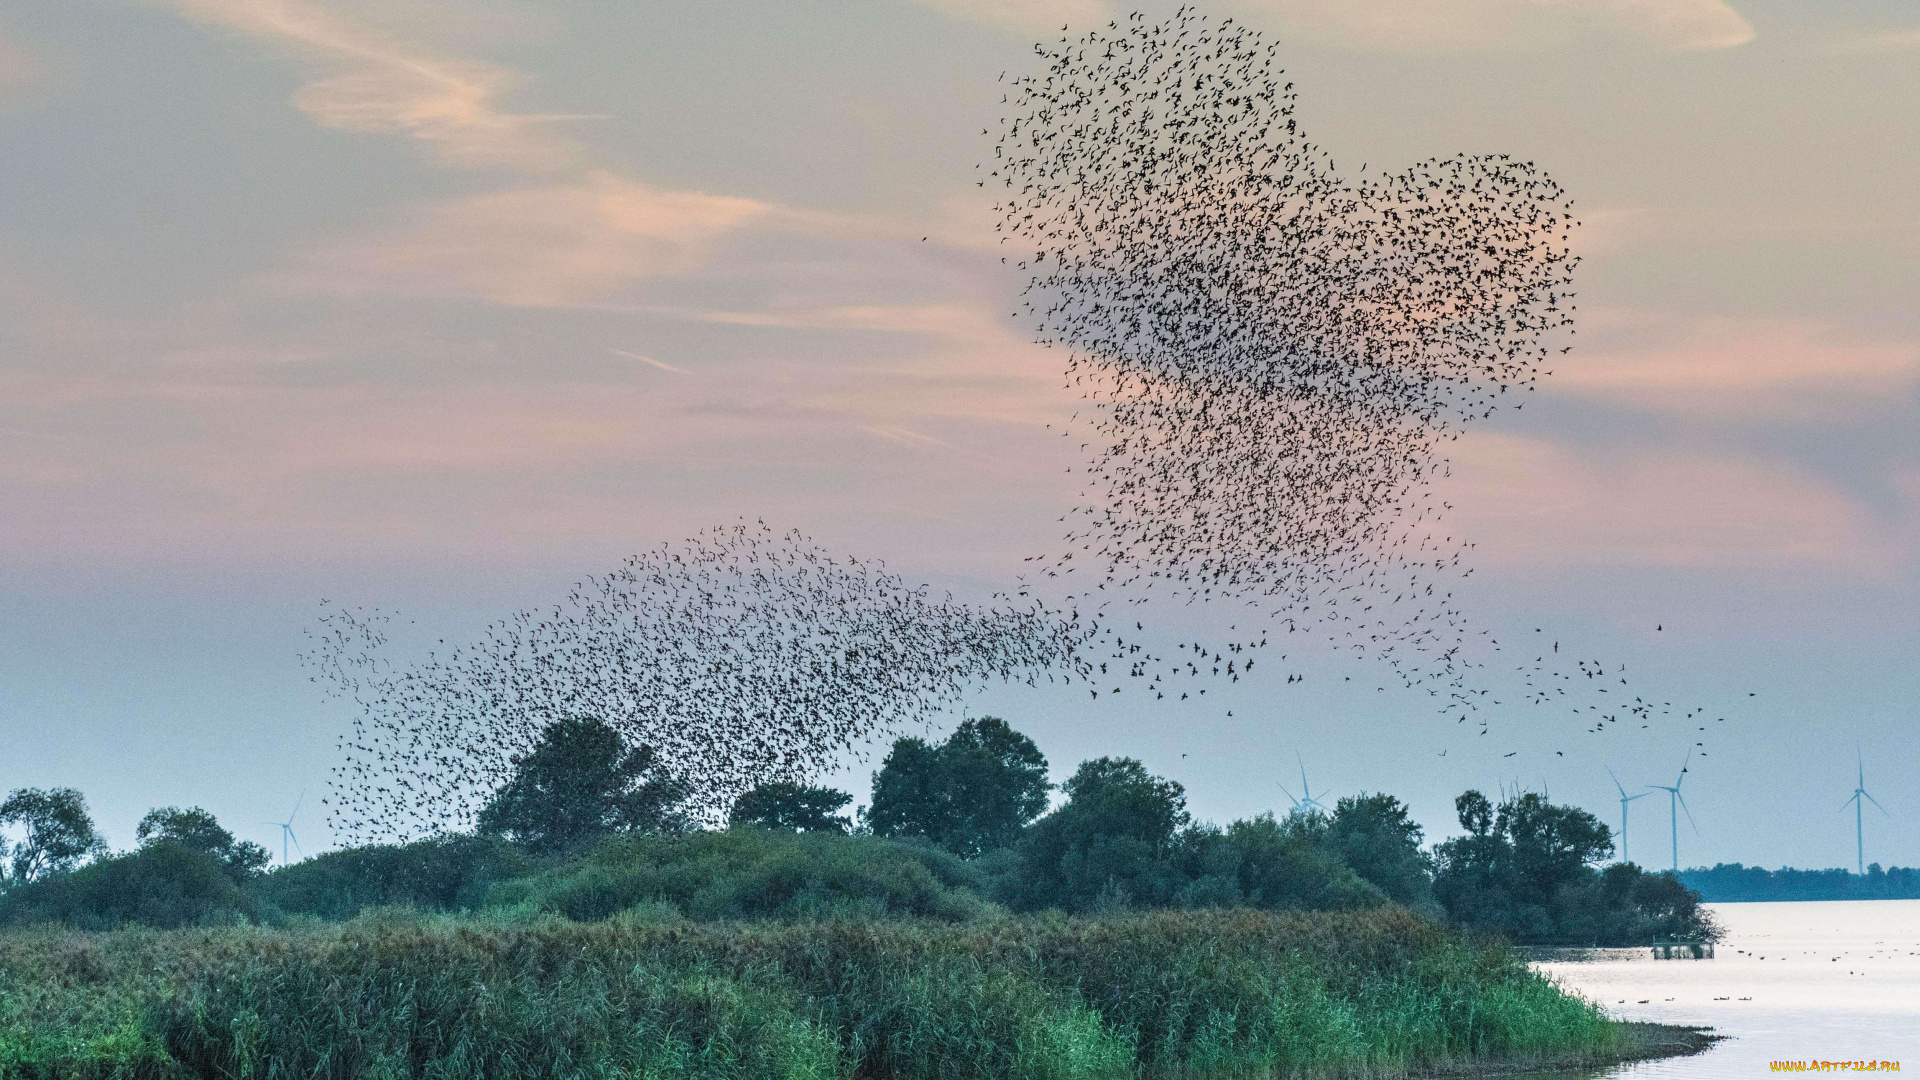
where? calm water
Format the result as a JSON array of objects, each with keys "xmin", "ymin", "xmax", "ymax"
[{"xmin": 1536, "ymin": 900, "xmax": 1920, "ymax": 1079}]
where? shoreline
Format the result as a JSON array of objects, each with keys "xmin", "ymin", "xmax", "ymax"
[{"xmin": 1416, "ymin": 1022, "xmax": 1721, "ymax": 1079}]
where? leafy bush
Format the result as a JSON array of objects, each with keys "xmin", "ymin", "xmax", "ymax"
[
  {"xmin": 487, "ymin": 827, "xmax": 999, "ymax": 923},
  {"xmin": 1169, "ymin": 815, "xmax": 1388, "ymax": 912},
  {"xmin": 0, "ymin": 843, "xmax": 256, "ymax": 931},
  {"xmin": 250, "ymin": 833, "xmax": 532, "ymax": 920},
  {"xmin": 135, "ymin": 807, "xmax": 270, "ymax": 884}
]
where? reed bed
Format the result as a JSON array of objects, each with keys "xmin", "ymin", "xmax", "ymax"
[{"xmin": 1, "ymin": 907, "xmax": 1624, "ymax": 1080}]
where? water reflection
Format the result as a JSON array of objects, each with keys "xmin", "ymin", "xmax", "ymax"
[{"xmin": 1531, "ymin": 901, "xmax": 1920, "ymax": 1079}]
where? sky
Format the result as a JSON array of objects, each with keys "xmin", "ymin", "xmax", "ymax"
[{"xmin": 1, "ymin": 0, "xmax": 1916, "ymax": 872}]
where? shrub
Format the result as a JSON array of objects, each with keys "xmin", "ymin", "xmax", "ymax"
[
  {"xmin": 135, "ymin": 807, "xmax": 270, "ymax": 884},
  {"xmin": 487, "ymin": 827, "xmax": 999, "ymax": 923},
  {"xmin": 0, "ymin": 843, "xmax": 255, "ymax": 931},
  {"xmin": 250, "ymin": 833, "xmax": 531, "ymax": 920}
]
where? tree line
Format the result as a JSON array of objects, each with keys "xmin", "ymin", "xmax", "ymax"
[
  {"xmin": 1680, "ymin": 863, "xmax": 1920, "ymax": 902},
  {"xmin": 1, "ymin": 717, "xmax": 1717, "ymax": 945}
]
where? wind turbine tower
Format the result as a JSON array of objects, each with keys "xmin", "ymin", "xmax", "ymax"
[
  {"xmin": 1646, "ymin": 749, "xmax": 1697, "ymax": 873},
  {"xmin": 1608, "ymin": 767, "xmax": 1652, "ymax": 864},
  {"xmin": 1278, "ymin": 755, "xmax": 1330, "ymax": 814},
  {"xmin": 268, "ymin": 790, "xmax": 305, "ymax": 866},
  {"xmin": 1842, "ymin": 748, "xmax": 1888, "ymax": 876}
]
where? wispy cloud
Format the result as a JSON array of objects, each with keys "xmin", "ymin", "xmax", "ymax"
[
  {"xmin": 1556, "ymin": 319, "xmax": 1920, "ymax": 417},
  {"xmin": 610, "ymin": 349, "xmax": 686, "ymax": 374},
  {"xmin": 899, "ymin": 0, "xmax": 1110, "ymax": 36},
  {"xmin": 289, "ymin": 171, "xmax": 771, "ymax": 306},
  {"xmin": 1449, "ymin": 433, "xmax": 1881, "ymax": 568},
  {"xmin": 161, "ymin": 0, "xmax": 584, "ymax": 170},
  {"xmin": 1229, "ymin": 0, "xmax": 1753, "ymax": 51},
  {"xmin": 1592, "ymin": 0, "xmax": 1755, "ymax": 50}
]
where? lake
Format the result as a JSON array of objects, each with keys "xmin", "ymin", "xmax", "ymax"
[{"xmin": 1535, "ymin": 900, "xmax": 1920, "ymax": 1078}]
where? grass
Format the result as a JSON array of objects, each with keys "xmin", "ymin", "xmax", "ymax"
[{"xmin": 0, "ymin": 906, "xmax": 1632, "ymax": 1080}]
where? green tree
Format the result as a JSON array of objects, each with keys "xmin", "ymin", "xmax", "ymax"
[
  {"xmin": 0, "ymin": 844, "xmax": 255, "ymax": 930},
  {"xmin": 1004, "ymin": 757, "xmax": 1189, "ymax": 912},
  {"xmin": 729, "ymin": 782, "xmax": 853, "ymax": 833},
  {"xmin": 1169, "ymin": 814, "xmax": 1387, "ymax": 911},
  {"xmin": 0, "ymin": 788, "xmax": 104, "ymax": 884},
  {"xmin": 477, "ymin": 717, "xmax": 688, "ymax": 854},
  {"xmin": 866, "ymin": 717, "xmax": 1050, "ymax": 857},
  {"xmin": 1323, "ymin": 793, "xmax": 1438, "ymax": 913},
  {"xmin": 136, "ymin": 806, "xmax": 271, "ymax": 883},
  {"xmin": 1430, "ymin": 789, "xmax": 1708, "ymax": 946}
]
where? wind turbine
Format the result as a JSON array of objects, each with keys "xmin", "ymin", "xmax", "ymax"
[
  {"xmin": 1646, "ymin": 749, "xmax": 1698, "ymax": 873},
  {"xmin": 1842, "ymin": 747, "xmax": 1889, "ymax": 876},
  {"xmin": 265, "ymin": 790, "xmax": 304, "ymax": 866},
  {"xmin": 1278, "ymin": 755, "xmax": 1330, "ymax": 814},
  {"xmin": 1608, "ymin": 767, "xmax": 1652, "ymax": 864}
]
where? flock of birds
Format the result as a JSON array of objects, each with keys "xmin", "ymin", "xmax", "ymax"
[
  {"xmin": 311, "ymin": 524, "xmax": 1095, "ymax": 839},
  {"xmin": 317, "ymin": 8, "xmax": 1734, "ymax": 840},
  {"xmin": 988, "ymin": 9, "xmax": 1562, "ymax": 718}
]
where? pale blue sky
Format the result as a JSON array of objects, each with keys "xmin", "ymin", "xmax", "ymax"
[{"xmin": 1, "ymin": 0, "xmax": 1915, "ymax": 870}]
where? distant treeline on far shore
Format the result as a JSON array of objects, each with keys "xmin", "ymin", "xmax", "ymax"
[{"xmin": 1681, "ymin": 863, "xmax": 1920, "ymax": 902}]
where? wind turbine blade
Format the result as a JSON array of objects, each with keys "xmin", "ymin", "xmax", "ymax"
[
  {"xmin": 288, "ymin": 830, "xmax": 303, "ymax": 858},
  {"xmin": 1677, "ymin": 791, "xmax": 1698, "ymax": 834},
  {"xmin": 291, "ymin": 789, "xmax": 305, "ymax": 822},
  {"xmin": 1843, "ymin": 794, "xmax": 1860, "ymax": 813},
  {"xmin": 1865, "ymin": 791, "xmax": 1889, "ymax": 816},
  {"xmin": 1608, "ymin": 766, "xmax": 1628, "ymax": 799}
]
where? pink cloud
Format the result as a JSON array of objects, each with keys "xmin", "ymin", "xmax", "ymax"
[
  {"xmin": 1555, "ymin": 319, "xmax": 1920, "ymax": 416},
  {"xmin": 1226, "ymin": 0, "xmax": 1753, "ymax": 50},
  {"xmin": 1445, "ymin": 432, "xmax": 1887, "ymax": 569},
  {"xmin": 292, "ymin": 172, "xmax": 772, "ymax": 306},
  {"xmin": 0, "ymin": 33, "xmax": 44, "ymax": 112},
  {"xmin": 161, "ymin": 0, "xmax": 585, "ymax": 170}
]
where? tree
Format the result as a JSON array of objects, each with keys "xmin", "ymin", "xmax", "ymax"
[
  {"xmin": 866, "ymin": 717, "xmax": 1050, "ymax": 857},
  {"xmin": 0, "ymin": 844, "xmax": 255, "ymax": 931},
  {"xmin": 1430, "ymin": 789, "xmax": 1710, "ymax": 946},
  {"xmin": 0, "ymin": 788, "xmax": 104, "ymax": 884},
  {"xmin": 1004, "ymin": 757, "xmax": 1189, "ymax": 912},
  {"xmin": 1168, "ymin": 814, "xmax": 1387, "ymax": 912},
  {"xmin": 136, "ymin": 806, "xmax": 271, "ymax": 883},
  {"xmin": 1322, "ymin": 793, "xmax": 1438, "ymax": 913},
  {"xmin": 477, "ymin": 717, "xmax": 688, "ymax": 854},
  {"xmin": 729, "ymin": 782, "xmax": 853, "ymax": 833},
  {"xmin": 1435, "ymin": 790, "xmax": 1613, "ymax": 939}
]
